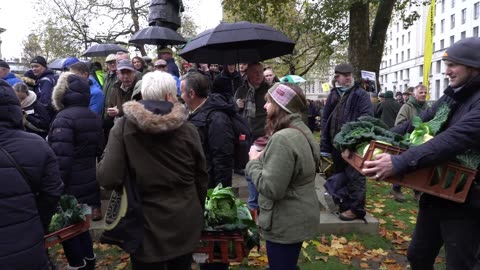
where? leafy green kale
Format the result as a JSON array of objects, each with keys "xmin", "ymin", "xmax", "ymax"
[
  {"xmin": 204, "ymin": 185, "xmax": 260, "ymax": 251},
  {"xmin": 48, "ymin": 195, "xmax": 90, "ymax": 233},
  {"xmin": 456, "ymin": 150, "xmax": 480, "ymax": 169},
  {"xmin": 333, "ymin": 117, "xmax": 408, "ymax": 151}
]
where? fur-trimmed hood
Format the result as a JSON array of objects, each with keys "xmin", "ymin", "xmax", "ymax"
[
  {"xmin": 52, "ymin": 72, "xmax": 90, "ymax": 111},
  {"xmin": 123, "ymin": 100, "xmax": 188, "ymax": 134}
]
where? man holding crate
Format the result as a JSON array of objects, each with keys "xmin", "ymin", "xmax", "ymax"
[{"xmin": 362, "ymin": 37, "xmax": 480, "ymax": 270}]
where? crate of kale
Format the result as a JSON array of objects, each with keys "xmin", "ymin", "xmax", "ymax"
[
  {"xmin": 44, "ymin": 195, "xmax": 91, "ymax": 248},
  {"xmin": 335, "ymin": 108, "xmax": 479, "ymax": 203}
]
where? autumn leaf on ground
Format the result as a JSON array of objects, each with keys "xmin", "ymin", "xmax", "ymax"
[
  {"xmin": 315, "ymin": 256, "xmax": 329, "ymax": 262},
  {"xmin": 370, "ymin": 248, "xmax": 388, "ymax": 256},
  {"xmin": 302, "ymin": 249, "xmax": 312, "ymax": 262},
  {"xmin": 402, "ymin": 235, "xmax": 412, "ymax": 241},
  {"xmin": 360, "ymin": 262, "xmax": 370, "ymax": 268},
  {"xmin": 316, "ymin": 243, "xmax": 331, "ymax": 254},
  {"xmin": 302, "ymin": 242, "xmax": 309, "ymax": 249},
  {"xmin": 393, "ymin": 220, "xmax": 408, "ymax": 230},
  {"xmin": 383, "ymin": 258, "xmax": 397, "ymax": 264},
  {"xmin": 114, "ymin": 262, "xmax": 128, "ymax": 270},
  {"xmin": 373, "ymin": 203, "xmax": 385, "ymax": 208},
  {"xmin": 409, "ymin": 216, "xmax": 417, "ymax": 224},
  {"xmin": 378, "ymin": 218, "xmax": 387, "ymax": 225},
  {"xmin": 309, "ymin": 240, "xmax": 321, "ymax": 247},
  {"xmin": 371, "ymin": 208, "xmax": 384, "ymax": 213}
]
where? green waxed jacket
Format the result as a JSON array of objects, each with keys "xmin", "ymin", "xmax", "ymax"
[
  {"xmin": 394, "ymin": 97, "xmax": 429, "ymax": 126},
  {"xmin": 246, "ymin": 114, "xmax": 320, "ymax": 244}
]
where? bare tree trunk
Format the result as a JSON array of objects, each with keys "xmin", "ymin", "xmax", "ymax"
[
  {"xmin": 348, "ymin": 0, "xmax": 369, "ymax": 81},
  {"xmin": 348, "ymin": 0, "xmax": 396, "ymax": 89},
  {"xmin": 130, "ymin": 0, "xmax": 146, "ymax": 56},
  {"xmin": 367, "ymin": 0, "xmax": 396, "ymax": 90}
]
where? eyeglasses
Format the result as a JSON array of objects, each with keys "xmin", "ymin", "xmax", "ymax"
[{"xmin": 155, "ymin": 65, "xmax": 167, "ymax": 68}]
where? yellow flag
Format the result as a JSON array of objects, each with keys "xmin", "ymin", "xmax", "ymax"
[
  {"xmin": 321, "ymin": 83, "xmax": 330, "ymax": 92},
  {"xmin": 423, "ymin": 0, "xmax": 436, "ymax": 100}
]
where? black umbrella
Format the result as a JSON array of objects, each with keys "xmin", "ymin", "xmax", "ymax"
[
  {"xmin": 81, "ymin": 43, "xmax": 128, "ymax": 57},
  {"xmin": 178, "ymin": 21, "xmax": 295, "ymax": 64},
  {"xmin": 129, "ymin": 26, "xmax": 186, "ymax": 46}
]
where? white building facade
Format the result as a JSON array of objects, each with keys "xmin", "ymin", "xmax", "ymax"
[{"xmin": 379, "ymin": 0, "xmax": 480, "ymax": 100}]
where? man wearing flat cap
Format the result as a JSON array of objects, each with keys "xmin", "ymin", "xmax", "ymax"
[
  {"xmin": 321, "ymin": 63, "xmax": 373, "ymax": 221},
  {"xmin": 158, "ymin": 47, "xmax": 180, "ymax": 78},
  {"xmin": 362, "ymin": 37, "xmax": 480, "ymax": 269}
]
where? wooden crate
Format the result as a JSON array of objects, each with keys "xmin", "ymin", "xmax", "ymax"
[
  {"xmin": 44, "ymin": 215, "xmax": 91, "ymax": 248},
  {"xmin": 343, "ymin": 141, "xmax": 477, "ymax": 203},
  {"xmin": 193, "ymin": 231, "xmax": 247, "ymax": 264}
]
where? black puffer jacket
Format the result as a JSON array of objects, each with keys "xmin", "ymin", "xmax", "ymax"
[
  {"xmin": 188, "ymin": 94, "xmax": 236, "ymax": 188},
  {"xmin": 0, "ymin": 79, "xmax": 63, "ymax": 269},
  {"xmin": 48, "ymin": 73, "xmax": 103, "ymax": 205}
]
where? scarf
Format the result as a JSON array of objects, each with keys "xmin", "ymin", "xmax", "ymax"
[
  {"xmin": 21, "ymin": 90, "xmax": 37, "ymax": 108},
  {"xmin": 244, "ymin": 82, "xmax": 257, "ymax": 119},
  {"xmin": 408, "ymin": 96, "xmax": 428, "ymax": 115}
]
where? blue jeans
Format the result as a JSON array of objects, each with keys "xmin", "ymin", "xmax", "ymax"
[
  {"xmin": 246, "ymin": 175, "xmax": 258, "ymax": 210},
  {"xmin": 62, "ymin": 231, "xmax": 94, "ymax": 267},
  {"xmin": 266, "ymin": 241, "xmax": 302, "ymax": 270}
]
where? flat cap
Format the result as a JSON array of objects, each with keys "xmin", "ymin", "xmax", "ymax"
[
  {"xmin": 334, "ymin": 63, "xmax": 354, "ymax": 74},
  {"xmin": 105, "ymin": 54, "xmax": 117, "ymax": 63}
]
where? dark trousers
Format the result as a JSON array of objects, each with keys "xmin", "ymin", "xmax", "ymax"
[
  {"xmin": 407, "ymin": 196, "xmax": 480, "ymax": 270},
  {"xmin": 62, "ymin": 231, "xmax": 94, "ymax": 267},
  {"xmin": 199, "ymin": 263, "xmax": 229, "ymax": 270},
  {"xmin": 131, "ymin": 253, "xmax": 192, "ymax": 270},
  {"xmin": 266, "ymin": 241, "xmax": 302, "ymax": 270},
  {"xmin": 332, "ymin": 150, "xmax": 366, "ymax": 217}
]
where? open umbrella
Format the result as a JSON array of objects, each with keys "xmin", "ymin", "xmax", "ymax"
[
  {"xmin": 280, "ymin": 75, "xmax": 306, "ymax": 84},
  {"xmin": 48, "ymin": 57, "xmax": 80, "ymax": 70},
  {"xmin": 81, "ymin": 44, "xmax": 128, "ymax": 57},
  {"xmin": 178, "ymin": 21, "xmax": 295, "ymax": 64},
  {"xmin": 129, "ymin": 26, "xmax": 186, "ymax": 46}
]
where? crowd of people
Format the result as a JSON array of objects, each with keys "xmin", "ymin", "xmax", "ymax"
[{"xmin": 0, "ymin": 36, "xmax": 479, "ymax": 270}]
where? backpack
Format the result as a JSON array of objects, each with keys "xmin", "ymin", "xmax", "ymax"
[{"xmin": 206, "ymin": 109, "xmax": 252, "ymax": 169}]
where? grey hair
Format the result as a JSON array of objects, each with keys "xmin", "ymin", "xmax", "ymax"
[
  {"xmin": 141, "ymin": 71, "xmax": 177, "ymax": 101},
  {"xmin": 13, "ymin": 82, "xmax": 29, "ymax": 95}
]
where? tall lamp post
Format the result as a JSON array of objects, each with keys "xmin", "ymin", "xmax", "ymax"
[{"xmin": 82, "ymin": 24, "xmax": 89, "ymax": 51}]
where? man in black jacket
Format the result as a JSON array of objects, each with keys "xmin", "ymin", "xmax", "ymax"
[
  {"xmin": 181, "ymin": 71, "xmax": 235, "ymax": 189},
  {"xmin": 363, "ymin": 37, "xmax": 480, "ymax": 270},
  {"xmin": 181, "ymin": 71, "xmax": 234, "ymax": 270},
  {"xmin": 374, "ymin": 90, "xmax": 401, "ymax": 128}
]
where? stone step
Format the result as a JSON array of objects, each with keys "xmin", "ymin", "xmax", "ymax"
[
  {"xmin": 91, "ymin": 173, "xmax": 379, "ymax": 240},
  {"xmin": 318, "ymin": 211, "xmax": 379, "ymax": 235}
]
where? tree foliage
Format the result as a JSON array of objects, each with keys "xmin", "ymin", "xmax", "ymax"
[
  {"xmin": 21, "ymin": 34, "xmax": 43, "ymax": 63},
  {"xmin": 222, "ymin": 0, "xmax": 349, "ymax": 77},
  {"xmin": 24, "ymin": 0, "xmax": 197, "ymax": 59},
  {"xmin": 222, "ymin": 0, "xmax": 427, "ymax": 84}
]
